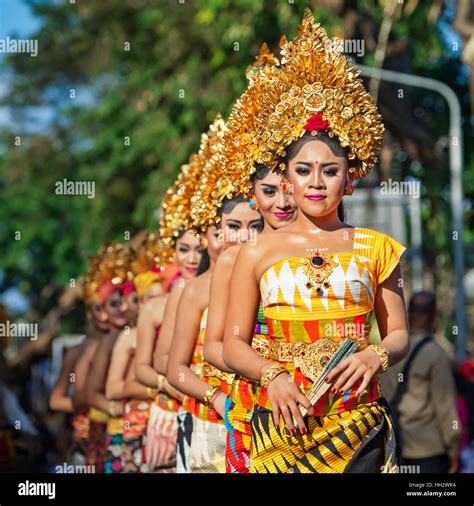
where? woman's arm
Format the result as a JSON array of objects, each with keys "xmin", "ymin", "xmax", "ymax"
[
  {"xmin": 123, "ymin": 355, "xmax": 155, "ymax": 400},
  {"xmin": 72, "ymin": 340, "xmax": 98, "ymax": 412},
  {"xmin": 327, "ymin": 264, "xmax": 410, "ymax": 395},
  {"xmin": 223, "ymin": 244, "xmax": 268, "ymax": 379},
  {"xmin": 153, "ymin": 281, "xmax": 185, "ymax": 376},
  {"xmin": 105, "ymin": 329, "xmax": 133, "ymax": 400},
  {"xmin": 87, "ymin": 333, "xmax": 122, "ymax": 415},
  {"xmin": 203, "ymin": 249, "xmax": 237, "ymax": 373},
  {"xmin": 167, "ymin": 279, "xmax": 226, "ymax": 415},
  {"xmin": 49, "ymin": 345, "xmax": 82, "ymax": 413},
  {"xmin": 135, "ymin": 295, "xmax": 167, "ymax": 388}
]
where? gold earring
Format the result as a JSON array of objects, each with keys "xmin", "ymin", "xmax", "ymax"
[
  {"xmin": 249, "ymin": 199, "xmax": 259, "ymax": 210},
  {"xmin": 201, "ymin": 237, "xmax": 209, "ymax": 249},
  {"xmin": 344, "ymin": 181, "xmax": 354, "ymax": 196}
]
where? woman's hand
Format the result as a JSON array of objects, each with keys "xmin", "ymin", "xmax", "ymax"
[
  {"xmin": 325, "ymin": 348, "xmax": 382, "ymax": 396},
  {"xmin": 264, "ymin": 364, "xmax": 313, "ymax": 435},
  {"xmin": 211, "ymin": 391, "xmax": 227, "ymax": 419}
]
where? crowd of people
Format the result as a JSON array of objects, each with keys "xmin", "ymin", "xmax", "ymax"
[{"xmin": 2, "ymin": 9, "xmax": 473, "ymax": 475}]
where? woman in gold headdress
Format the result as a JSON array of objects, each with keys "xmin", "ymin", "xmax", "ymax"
[
  {"xmin": 105, "ymin": 234, "xmax": 163, "ymax": 473},
  {"xmin": 202, "ymin": 46, "xmax": 298, "ymax": 473},
  {"xmin": 223, "ymin": 10, "xmax": 409, "ymax": 473},
  {"xmin": 135, "ymin": 146, "xmax": 206, "ymax": 473},
  {"xmin": 49, "ymin": 254, "xmax": 112, "ymax": 467},
  {"xmin": 83, "ymin": 243, "xmax": 130, "ymax": 473},
  {"xmin": 166, "ymin": 116, "xmax": 263, "ymax": 473}
]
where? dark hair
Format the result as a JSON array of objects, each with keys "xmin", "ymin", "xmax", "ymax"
[
  {"xmin": 196, "ymin": 247, "xmax": 210, "ymax": 276},
  {"xmin": 408, "ymin": 291, "xmax": 437, "ymax": 316},
  {"xmin": 217, "ymin": 194, "xmax": 264, "ymax": 233},
  {"xmin": 282, "ymin": 131, "xmax": 351, "ymax": 222},
  {"xmin": 249, "ymin": 163, "xmax": 271, "ymax": 190},
  {"xmin": 216, "ymin": 195, "xmax": 249, "ymax": 221}
]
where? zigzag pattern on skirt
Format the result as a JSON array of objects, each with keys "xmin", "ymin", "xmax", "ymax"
[{"xmin": 250, "ymin": 398, "xmax": 399, "ymax": 473}]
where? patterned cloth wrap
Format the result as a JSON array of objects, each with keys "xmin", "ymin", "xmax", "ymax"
[
  {"xmin": 69, "ymin": 414, "xmax": 90, "ymax": 466},
  {"xmin": 176, "ymin": 407, "xmax": 193, "ymax": 473},
  {"xmin": 104, "ymin": 416, "xmax": 125, "ymax": 473},
  {"xmin": 85, "ymin": 407, "xmax": 109, "ymax": 473},
  {"xmin": 122, "ymin": 399, "xmax": 151, "ymax": 473},
  {"xmin": 179, "ymin": 308, "xmax": 228, "ymax": 473},
  {"xmin": 145, "ymin": 401, "xmax": 178, "ymax": 473},
  {"xmin": 249, "ymin": 228, "xmax": 406, "ymax": 473},
  {"xmin": 225, "ymin": 303, "xmax": 268, "ymax": 473},
  {"xmin": 189, "ymin": 414, "xmax": 227, "ymax": 473}
]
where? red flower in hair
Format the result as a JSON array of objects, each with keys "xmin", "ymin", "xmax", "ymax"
[{"xmin": 304, "ymin": 113, "xmax": 331, "ymax": 132}]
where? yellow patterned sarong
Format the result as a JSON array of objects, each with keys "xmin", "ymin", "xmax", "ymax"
[{"xmin": 250, "ymin": 398, "xmax": 399, "ymax": 473}]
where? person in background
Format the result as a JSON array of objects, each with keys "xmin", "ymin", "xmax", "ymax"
[{"xmin": 380, "ymin": 291, "xmax": 461, "ymax": 473}]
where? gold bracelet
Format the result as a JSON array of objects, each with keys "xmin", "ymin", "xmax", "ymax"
[
  {"xmin": 260, "ymin": 362, "xmax": 287, "ymax": 389},
  {"xmin": 108, "ymin": 401, "xmax": 117, "ymax": 417},
  {"xmin": 146, "ymin": 387, "xmax": 155, "ymax": 399},
  {"xmin": 156, "ymin": 374, "xmax": 166, "ymax": 392},
  {"xmin": 203, "ymin": 385, "xmax": 221, "ymax": 407},
  {"xmin": 367, "ymin": 344, "xmax": 390, "ymax": 373}
]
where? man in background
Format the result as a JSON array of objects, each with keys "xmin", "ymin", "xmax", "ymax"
[{"xmin": 380, "ymin": 291, "xmax": 461, "ymax": 473}]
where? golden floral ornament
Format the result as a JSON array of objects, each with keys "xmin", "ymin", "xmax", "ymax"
[
  {"xmin": 131, "ymin": 232, "xmax": 164, "ymax": 296},
  {"xmin": 158, "ymin": 146, "xmax": 207, "ymax": 265},
  {"xmin": 83, "ymin": 242, "xmax": 132, "ymax": 302},
  {"xmin": 251, "ymin": 8, "xmax": 384, "ymax": 181},
  {"xmin": 219, "ymin": 43, "xmax": 282, "ymax": 197},
  {"xmin": 190, "ymin": 115, "xmax": 231, "ymax": 231}
]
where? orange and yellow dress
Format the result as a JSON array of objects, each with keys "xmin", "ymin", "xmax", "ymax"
[
  {"xmin": 180, "ymin": 308, "xmax": 228, "ymax": 473},
  {"xmin": 250, "ymin": 227, "xmax": 405, "ymax": 473}
]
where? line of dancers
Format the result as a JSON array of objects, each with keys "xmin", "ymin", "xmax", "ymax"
[{"xmin": 49, "ymin": 10, "xmax": 410, "ymax": 474}]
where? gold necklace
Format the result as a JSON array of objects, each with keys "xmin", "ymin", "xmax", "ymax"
[{"xmin": 301, "ymin": 249, "xmax": 339, "ymax": 293}]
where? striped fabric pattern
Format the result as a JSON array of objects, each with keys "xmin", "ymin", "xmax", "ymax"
[
  {"xmin": 250, "ymin": 399, "xmax": 399, "ymax": 473},
  {"xmin": 182, "ymin": 307, "xmax": 225, "ymax": 424}
]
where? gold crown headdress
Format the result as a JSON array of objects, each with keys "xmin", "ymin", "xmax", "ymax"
[
  {"xmin": 220, "ymin": 43, "xmax": 280, "ymax": 197},
  {"xmin": 81, "ymin": 243, "xmax": 131, "ymax": 304},
  {"xmin": 190, "ymin": 114, "xmax": 230, "ymax": 231},
  {"xmin": 158, "ymin": 149, "xmax": 203, "ymax": 265},
  {"xmin": 96, "ymin": 242, "xmax": 132, "ymax": 286},
  {"xmin": 131, "ymin": 232, "xmax": 164, "ymax": 296},
  {"xmin": 82, "ymin": 254, "xmax": 102, "ymax": 305},
  {"xmin": 230, "ymin": 9, "xmax": 384, "ymax": 183}
]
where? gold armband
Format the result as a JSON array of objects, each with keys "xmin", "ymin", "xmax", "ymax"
[
  {"xmin": 203, "ymin": 385, "xmax": 221, "ymax": 408},
  {"xmin": 108, "ymin": 401, "xmax": 119, "ymax": 417},
  {"xmin": 260, "ymin": 363, "xmax": 287, "ymax": 389},
  {"xmin": 146, "ymin": 387, "xmax": 156, "ymax": 400},
  {"xmin": 367, "ymin": 344, "xmax": 390, "ymax": 373}
]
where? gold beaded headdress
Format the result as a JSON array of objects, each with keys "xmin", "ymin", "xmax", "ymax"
[
  {"xmin": 227, "ymin": 9, "xmax": 384, "ymax": 184},
  {"xmin": 219, "ymin": 43, "xmax": 280, "ymax": 197},
  {"xmin": 190, "ymin": 114, "xmax": 230, "ymax": 231},
  {"xmin": 131, "ymin": 232, "xmax": 163, "ymax": 297},
  {"xmin": 82, "ymin": 243, "xmax": 131, "ymax": 305},
  {"xmin": 82, "ymin": 254, "xmax": 102, "ymax": 305},
  {"xmin": 158, "ymin": 147, "xmax": 204, "ymax": 264}
]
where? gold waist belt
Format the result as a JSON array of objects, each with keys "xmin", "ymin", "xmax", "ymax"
[
  {"xmin": 202, "ymin": 362, "xmax": 235, "ymax": 383},
  {"xmin": 89, "ymin": 407, "xmax": 109, "ymax": 424},
  {"xmin": 264, "ymin": 338, "xmax": 367, "ymax": 382}
]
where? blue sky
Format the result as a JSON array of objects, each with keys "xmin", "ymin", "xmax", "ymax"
[
  {"xmin": 0, "ymin": 2, "xmax": 39, "ymax": 313},
  {"xmin": 0, "ymin": 0, "xmax": 39, "ymax": 39},
  {"xmin": 0, "ymin": 0, "xmax": 40, "ymax": 129}
]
